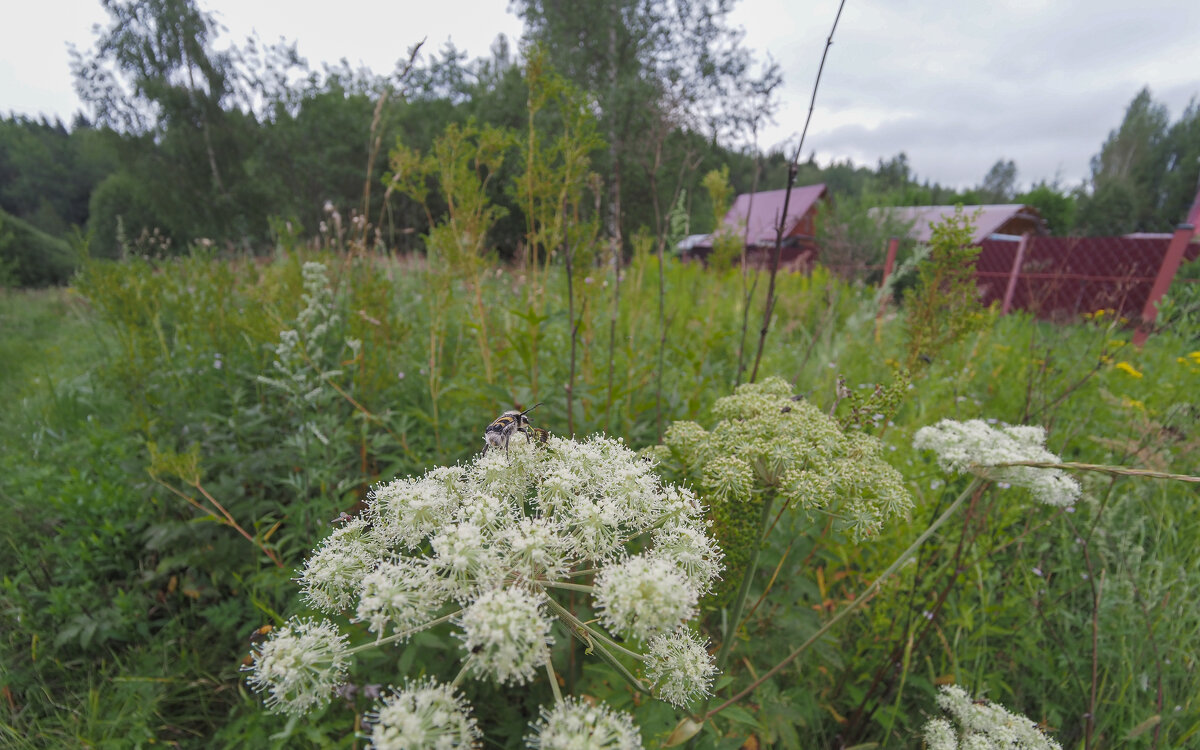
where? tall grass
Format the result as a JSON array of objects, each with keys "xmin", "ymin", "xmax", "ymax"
[{"xmin": 1, "ymin": 249, "xmax": 1196, "ymax": 747}]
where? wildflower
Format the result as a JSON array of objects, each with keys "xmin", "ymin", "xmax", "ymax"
[
  {"xmin": 594, "ymin": 556, "xmax": 698, "ymax": 641},
  {"xmin": 651, "ymin": 522, "xmax": 724, "ymax": 596},
  {"xmin": 244, "ymin": 617, "xmax": 351, "ymax": 716},
  {"xmin": 913, "ymin": 419, "xmax": 1081, "ymax": 507},
  {"xmin": 457, "ymin": 587, "xmax": 552, "ymax": 685},
  {"xmin": 924, "ymin": 684, "xmax": 1062, "ymax": 749},
  {"xmin": 643, "ymin": 628, "xmax": 717, "ymax": 708},
  {"xmin": 298, "ymin": 519, "xmax": 384, "ymax": 613},
  {"xmin": 527, "ymin": 698, "xmax": 642, "ymax": 750},
  {"xmin": 1114, "ymin": 361, "xmax": 1143, "ymax": 378},
  {"xmin": 364, "ymin": 679, "xmax": 479, "ymax": 750},
  {"xmin": 355, "ymin": 558, "xmax": 448, "ymax": 638}
]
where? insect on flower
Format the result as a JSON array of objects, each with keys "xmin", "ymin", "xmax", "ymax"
[{"xmin": 482, "ymin": 403, "xmax": 542, "ymax": 457}]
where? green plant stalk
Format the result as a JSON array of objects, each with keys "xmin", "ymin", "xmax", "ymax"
[
  {"xmin": 542, "ymin": 595, "xmax": 644, "ymax": 662},
  {"xmin": 544, "ymin": 593, "xmax": 646, "ymax": 696},
  {"xmin": 715, "ymin": 493, "xmax": 776, "ymax": 673},
  {"xmin": 704, "ymin": 477, "xmax": 982, "ymax": 722},
  {"xmin": 346, "ymin": 611, "xmax": 460, "ymax": 655}
]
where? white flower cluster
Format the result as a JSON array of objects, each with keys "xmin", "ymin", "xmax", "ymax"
[
  {"xmin": 243, "ymin": 618, "xmax": 350, "ymax": 717},
  {"xmin": 365, "ymin": 678, "xmax": 479, "ymax": 750},
  {"xmin": 246, "ymin": 433, "xmax": 723, "ymax": 740},
  {"xmin": 913, "ymin": 419, "xmax": 1081, "ymax": 506},
  {"xmin": 654, "ymin": 377, "xmax": 914, "ymax": 542},
  {"xmin": 924, "ymin": 685, "xmax": 1062, "ymax": 750},
  {"xmin": 527, "ymin": 698, "xmax": 643, "ymax": 750}
]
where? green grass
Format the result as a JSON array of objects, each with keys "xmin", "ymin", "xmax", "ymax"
[{"xmin": 0, "ymin": 252, "xmax": 1196, "ymax": 748}]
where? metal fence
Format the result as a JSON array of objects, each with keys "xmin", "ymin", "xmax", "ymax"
[{"xmin": 975, "ymin": 233, "xmax": 1199, "ymax": 321}]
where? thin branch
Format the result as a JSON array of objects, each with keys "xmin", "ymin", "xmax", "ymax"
[{"xmin": 749, "ymin": 0, "xmax": 846, "ymax": 382}]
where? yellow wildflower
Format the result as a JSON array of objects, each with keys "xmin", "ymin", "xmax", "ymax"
[{"xmin": 1114, "ymin": 361, "xmax": 1143, "ymax": 379}]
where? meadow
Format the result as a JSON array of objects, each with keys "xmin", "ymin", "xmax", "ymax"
[{"xmin": 1, "ymin": 238, "xmax": 1197, "ymax": 749}]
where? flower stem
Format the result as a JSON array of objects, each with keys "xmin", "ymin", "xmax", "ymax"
[
  {"xmin": 545, "ymin": 655, "xmax": 564, "ymax": 705},
  {"xmin": 540, "ymin": 580, "xmax": 594, "ymax": 593},
  {"xmin": 347, "ymin": 611, "xmax": 460, "ymax": 655},
  {"xmin": 541, "ymin": 594, "xmax": 645, "ymax": 661},
  {"xmin": 452, "ymin": 654, "xmax": 475, "ymax": 688}
]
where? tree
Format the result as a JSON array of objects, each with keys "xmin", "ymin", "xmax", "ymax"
[
  {"xmin": 979, "ymin": 158, "xmax": 1017, "ymax": 202},
  {"xmin": 1016, "ymin": 182, "xmax": 1077, "ymax": 235},
  {"xmin": 513, "ymin": 0, "xmax": 778, "ymax": 246}
]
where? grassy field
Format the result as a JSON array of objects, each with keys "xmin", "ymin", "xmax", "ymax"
[{"xmin": 1, "ymin": 249, "xmax": 1197, "ymax": 748}]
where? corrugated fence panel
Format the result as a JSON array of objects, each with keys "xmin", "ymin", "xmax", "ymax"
[{"xmin": 976, "ymin": 236, "xmax": 1200, "ymax": 320}]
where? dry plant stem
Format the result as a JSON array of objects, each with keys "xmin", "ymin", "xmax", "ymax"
[
  {"xmin": 703, "ymin": 477, "xmax": 981, "ymax": 723},
  {"xmin": 152, "ymin": 477, "xmax": 283, "ymax": 568},
  {"xmin": 564, "ymin": 204, "xmax": 578, "ymax": 437},
  {"xmin": 605, "ymin": 235, "xmax": 621, "ymax": 434},
  {"xmin": 748, "ymin": 0, "xmax": 845, "ymax": 383},
  {"xmin": 992, "ymin": 461, "xmax": 1199, "ymax": 484},
  {"xmin": 656, "ymin": 228, "xmax": 667, "ymax": 442}
]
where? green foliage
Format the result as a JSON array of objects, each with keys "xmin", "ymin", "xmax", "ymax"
[
  {"xmin": 0, "ymin": 206, "xmax": 77, "ymax": 286},
  {"xmin": 1154, "ymin": 256, "xmax": 1200, "ymax": 342},
  {"xmin": 1016, "ymin": 182, "xmax": 1078, "ymax": 236},
  {"xmin": 903, "ymin": 206, "xmax": 992, "ymax": 369},
  {"xmin": 702, "ymin": 166, "xmax": 742, "ymax": 270}
]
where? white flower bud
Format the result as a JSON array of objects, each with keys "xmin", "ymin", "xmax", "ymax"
[{"xmin": 355, "ymin": 557, "xmax": 448, "ymax": 638}]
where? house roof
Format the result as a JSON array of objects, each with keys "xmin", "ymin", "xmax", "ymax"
[
  {"xmin": 724, "ymin": 184, "xmax": 828, "ymax": 245},
  {"xmin": 869, "ymin": 204, "xmax": 1045, "ymax": 244}
]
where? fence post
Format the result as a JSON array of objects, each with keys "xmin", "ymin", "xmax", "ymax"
[
  {"xmin": 875, "ymin": 237, "xmax": 900, "ymax": 341},
  {"xmin": 1133, "ymin": 223, "xmax": 1196, "ymax": 346},
  {"xmin": 1000, "ymin": 232, "xmax": 1031, "ymax": 316}
]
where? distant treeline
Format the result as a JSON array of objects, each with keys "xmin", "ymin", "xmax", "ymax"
[{"xmin": 1, "ymin": 0, "xmax": 1198, "ymax": 286}]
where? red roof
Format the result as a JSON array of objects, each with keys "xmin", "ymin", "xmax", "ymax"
[{"xmin": 724, "ymin": 184, "xmax": 828, "ymax": 245}]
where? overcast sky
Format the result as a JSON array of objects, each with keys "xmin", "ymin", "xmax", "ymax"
[{"xmin": 3, "ymin": 0, "xmax": 1198, "ymax": 190}]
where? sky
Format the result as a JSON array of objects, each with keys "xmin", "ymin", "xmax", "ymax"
[{"xmin": 3, "ymin": 0, "xmax": 1198, "ymax": 190}]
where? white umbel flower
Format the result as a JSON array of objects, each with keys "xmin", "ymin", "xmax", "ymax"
[
  {"xmin": 651, "ymin": 522, "xmax": 723, "ymax": 596},
  {"xmin": 364, "ymin": 678, "xmax": 480, "ymax": 750},
  {"xmin": 923, "ymin": 684, "xmax": 1063, "ymax": 750},
  {"xmin": 527, "ymin": 698, "xmax": 643, "ymax": 750},
  {"xmin": 299, "ymin": 519, "xmax": 381, "ymax": 613},
  {"xmin": 243, "ymin": 617, "xmax": 350, "ymax": 716},
  {"xmin": 368, "ymin": 472, "xmax": 462, "ymax": 549},
  {"xmin": 913, "ymin": 419, "xmax": 1081, "ymax": 506},
  {"xmin": 431, "ymin": 522, "xmax": 501, "ymax": 599},
  {"xmin": 355, "ymin": 557, "xmax": 448, "ymax": 638},
  {"xmin": 643, "ymin": 628, "xmax": 716, "ymax": 708},
  {"xmin": 501, "ymin": 517, "xmax": 571, "ymax": 581},
  {"xmin": 458, "ymin": 587, "xmax": 552, "ymax": 685},
  {"xmin": 594, "ymin": 556, "xmax": 698, "ymax": 641}
]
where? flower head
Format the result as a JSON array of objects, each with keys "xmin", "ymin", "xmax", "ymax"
[
  {"xmin": 355, "ymin": 557, "xmax": 448, "ymax": 638},
  {"xmin": 527, "ymin": 698, "xmax": 642, "ymax": 750},
  {"xmin": 643, "ymin": 628, "xmax": 717, "ymax": 708},
  {"xmin": 457, "ymin": 587, "xmax": 552, "ymax": 685},
  {"xmin": 913, "ymin": 419, "xmax": 1081, "ymax": 506},
  {"xmin": 924, "ymin": 684, "xmax": 1063, "ymax": 750},
  {"xmin": 594, "ymin": 556, "xmax": 698, "ymax": 641},
  {"xmin": 365, "ymin": 678, "xmax": 479, "ymax": 750},
  {"xmin": 243, "ymin": 617, "xmax": 350, "ymax": 716},
  {"xmin": 298, "ymin": 519, "xmax": 382, "ymax": 613}
]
